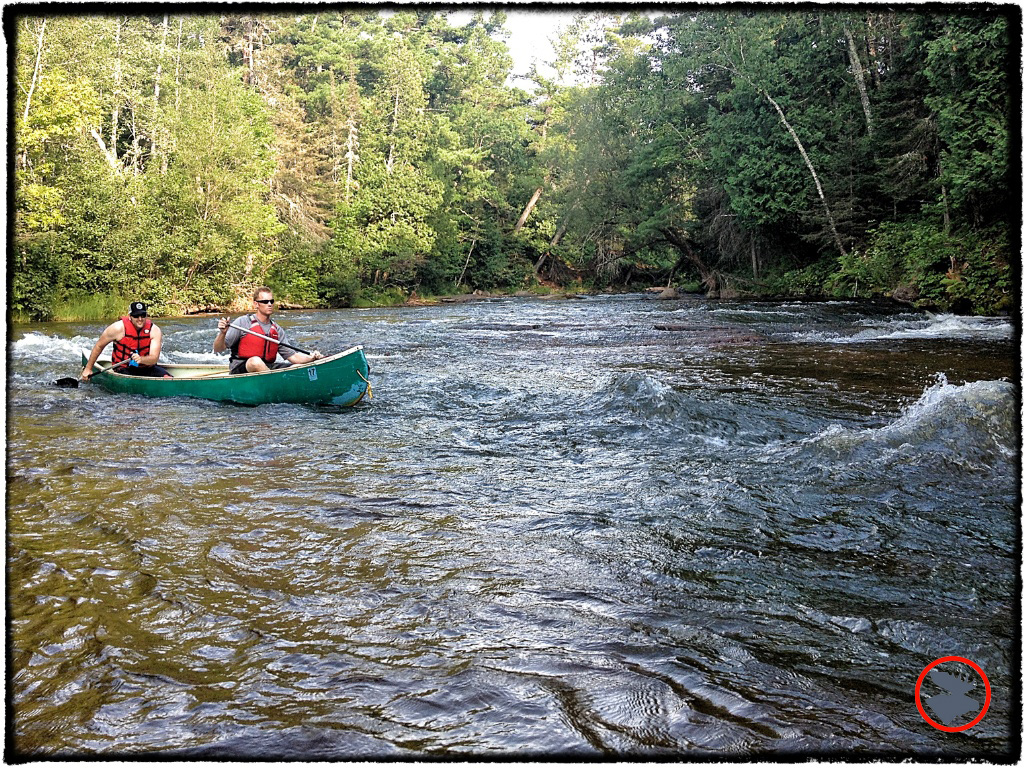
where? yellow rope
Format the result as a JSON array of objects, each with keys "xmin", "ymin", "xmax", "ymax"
[{"xmin": 357, "ymin": 369, "xmax": 373, "ymax": 399}]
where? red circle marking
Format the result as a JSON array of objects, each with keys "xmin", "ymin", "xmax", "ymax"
[{"xmin": 915, "ymin": 656, "xmax": 991, "ymax": 732}]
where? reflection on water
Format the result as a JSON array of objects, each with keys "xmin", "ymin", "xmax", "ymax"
[{"xmin": 7, "ymin": 297, "xmax": 1019, "ymax": 759}]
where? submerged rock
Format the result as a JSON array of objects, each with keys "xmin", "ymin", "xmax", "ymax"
[
  {"xmin": 653, "ymin": 323, "xmax": 764, "ymax": 345},
  {"xmin": 891, "ymin": 283, "xmax": 920, "ymax": 305}
]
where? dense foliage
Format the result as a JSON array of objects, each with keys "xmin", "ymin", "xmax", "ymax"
[{"xmin": 9, "ymin": 8, "xmax": 1018, "ymax": 319}]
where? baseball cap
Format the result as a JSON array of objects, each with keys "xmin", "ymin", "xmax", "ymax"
[{"xmin": 129, "ymin": 301, "xmax": 148, "ymax": 317}]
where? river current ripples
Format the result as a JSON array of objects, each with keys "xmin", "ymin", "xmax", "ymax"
[{"xmin": 7, "ymin": 295, "xmax": 1020, "ymax": 759}]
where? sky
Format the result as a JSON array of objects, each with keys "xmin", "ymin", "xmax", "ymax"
[
  {"xmin": 447, "ymin": 7, "xmax": 582, "ymax": 80},
  {"xmin": 498, "ymin": 8, "xmax": 581, "ymax": 78}
]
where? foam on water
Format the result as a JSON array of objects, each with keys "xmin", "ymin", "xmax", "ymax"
[
  {"xmin": 593, "ymin": 371, "xmax": 682, "ymax": 419},
  {"xmin": 802, "ymin": 374, "xmax": 1017, "ymax": 462},
  {"xmin": 709, "ymin": 308, "xmax": 805, "ymax": 318},
  {"xmin": 12, "ymin": 331, "xmax": 228, "ymax": 366},
  {"xmin": 11, "ymin": 332, "xmax": 94, "ymax": 363},
  {"xmin": 787, "ymin": 313, "xmax": 1014, "ymax": 343},
  {"xmin": 165, "ymin": 350, "xmax": 224, "ymax": 364}
]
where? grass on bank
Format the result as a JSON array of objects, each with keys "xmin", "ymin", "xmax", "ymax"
[{"xmin": 16, "ymin": 293, "xmax": 131, "ymax": 324}]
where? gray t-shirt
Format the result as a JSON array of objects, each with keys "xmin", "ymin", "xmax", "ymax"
[{"xmin": 224, "ymin": 315, "xmax": 295, "ymax": 363}]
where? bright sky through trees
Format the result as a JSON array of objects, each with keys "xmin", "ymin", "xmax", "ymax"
[
  {"xmin": 447, "ymin": 7, "xmax": 579, "ymax": 80},
  {"xmin": 500, "ymin": 9, "xmax": 578, "ymax": 76}
]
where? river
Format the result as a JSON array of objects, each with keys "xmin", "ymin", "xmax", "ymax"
[{"xmin": 7, "ymin": 294, "xmax": 1019, "ymax": 759}]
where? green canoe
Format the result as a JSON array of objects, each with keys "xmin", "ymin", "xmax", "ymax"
[{"xmin": 81, "ymin": 346, "xmax": 371, "ymax": 406}]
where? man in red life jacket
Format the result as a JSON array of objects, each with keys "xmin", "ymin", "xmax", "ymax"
[
  {"xmin": 213, "ymin": 286, "xmax": 323, "ymax": 375},
  {"xmin": 80, "ymin": 301, "xmax": 172, "ymax": 380}
]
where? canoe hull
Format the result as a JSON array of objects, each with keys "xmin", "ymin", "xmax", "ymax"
[{"xmin": 82, "ymin": 346, "xmax": 370, "ymax": 406}]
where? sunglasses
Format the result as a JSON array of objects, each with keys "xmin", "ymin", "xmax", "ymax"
[
  {"xmin": 255, "ymin": 299, "xmax": 275, "ymax": 305},
  {"xmin": 132, "ymin": 314, "xmax": 148, "ymax": 319}
]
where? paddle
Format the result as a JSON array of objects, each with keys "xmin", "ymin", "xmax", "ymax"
[
  {"xmin": 228, "ymin": 322, "xmax": 314, "ymax": 356},
  {"xmin": 54, "ymin": 357, "xmax": 135, "ymax": 388}
]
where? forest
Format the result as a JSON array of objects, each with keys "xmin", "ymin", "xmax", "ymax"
[{"xmin": 9, "ymin": 7, "xmax": 1018, "ymax": 320}]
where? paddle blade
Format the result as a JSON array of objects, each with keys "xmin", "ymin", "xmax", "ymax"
[{"xmin": 54, "ymin": 377, "xmax": 81, "ymax": 388}]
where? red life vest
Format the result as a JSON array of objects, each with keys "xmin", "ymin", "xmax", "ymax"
[
  {"xmin": 233, "ymin": 315, "xmax": 280, "ymax": 364},
  {"xmin": 112, "ymin": 316, "xmax": 153, "ymax": 364}
]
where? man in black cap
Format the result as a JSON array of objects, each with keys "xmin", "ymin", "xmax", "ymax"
[{"xmin": 80, "ymin": 301, "xmax": 172, "ymax": 380}]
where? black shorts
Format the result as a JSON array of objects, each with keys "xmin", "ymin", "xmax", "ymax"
[
  {"xmin": 122, "ymin": 364, "xmax": 172, "ymax": 378},
  {"xmin": 229, "ymin": 359, "xmax": 291, "ymax": 375}
]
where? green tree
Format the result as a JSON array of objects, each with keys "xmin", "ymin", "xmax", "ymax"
[{"xmin": 924, "ymin": 14, "xmax": 1011, "ymax": 231}]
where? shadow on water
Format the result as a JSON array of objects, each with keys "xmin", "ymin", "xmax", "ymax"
[{"xmin": 7, "ymin": 296, "xmax": 1020, "ymax": 759}]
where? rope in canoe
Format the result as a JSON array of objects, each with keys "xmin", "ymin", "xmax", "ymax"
[{"xmin": 357, "ymin": 369, "xmax": 373, "ymax": 399}]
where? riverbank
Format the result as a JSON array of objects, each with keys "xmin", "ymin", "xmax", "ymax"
[
  {"xmin": 24, "ymin": 280, "xmax": 1013, "ymax": 324},
  {"xmin": 138, "ymin": 286, "xmax": 606, "ymax": 319}
]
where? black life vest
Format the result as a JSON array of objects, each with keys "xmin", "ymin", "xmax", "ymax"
[{"xmin": 112, "ymin": 316, "xmax": 153, "ymax": 364}]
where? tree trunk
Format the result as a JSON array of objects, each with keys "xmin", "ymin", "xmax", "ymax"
[
  {"xmin": 662, "ymin": 227, "xmax": 715, "ymax": 290},
  {"xmin": 345, "ymin": 115, "xmax": 359, "ymax": 204},
  {"xmin": 721, "ymin": 58, "xmax": 848, "ymax": 258},
  {"xmin": 514, "ymin": 186, "xmax": 543, "ymax": 233},
  {"xmin": 342, "ymin": 67, "xmax": 360, "ymax": 205},
  {"xmin": 551, "ymin": 221, "xmax": 567, "ymax": 248},
  {"xmin": 130, "ymin": 103, "xmax": 141, "ymax": 174},
  {"xmin": 22, "ymin": 18, "xmax": 46, "ymax": 124},
  {"xmin": 111, "ymin": 17, "xmax": 123, "ymax": 167},
  {"xmin": 19, "ymin": 18, "xmax": 46, "ymax": 169},
  {"xmin": 760, "ymin": 89, "xmax": 848, "ymax": 258},
  {"xmin": 456, "ymin": 239, "xmax": 476, "ymax": 287},
  {"xmin": 152, "ymin": 14, "xmax": 169, "ymax": 168},
  {"xmin": 90, "ymin": 128, "xmax": 120, "ymax": 171},
  {"xmin": 534, "ymin": 221, "xmax": 567, "ymax": 275},
  {"xmin": 154, "ymin": 15, "xmax": 168, "ymax": 106},
  {"xmin": 844, "ymin": 23, "xmax": 875, "ymax": 139},
  {"xmin": 938, "ymin": 158, "xmax": 952, "ymax": 234},
  {"xmin": 386, "ymin": 88, "xmax": 399, "ymax": 176},
  {"xmin": 174, "ymin": 18, "xmax": 183, "ymax": 113},
  {"xmin": 866, "ymin": 13, "xmax": 882, "ymax": 88},
  {"xmin": 242, "ymin": 20, "xmax": 256, "ymax": 86}
]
